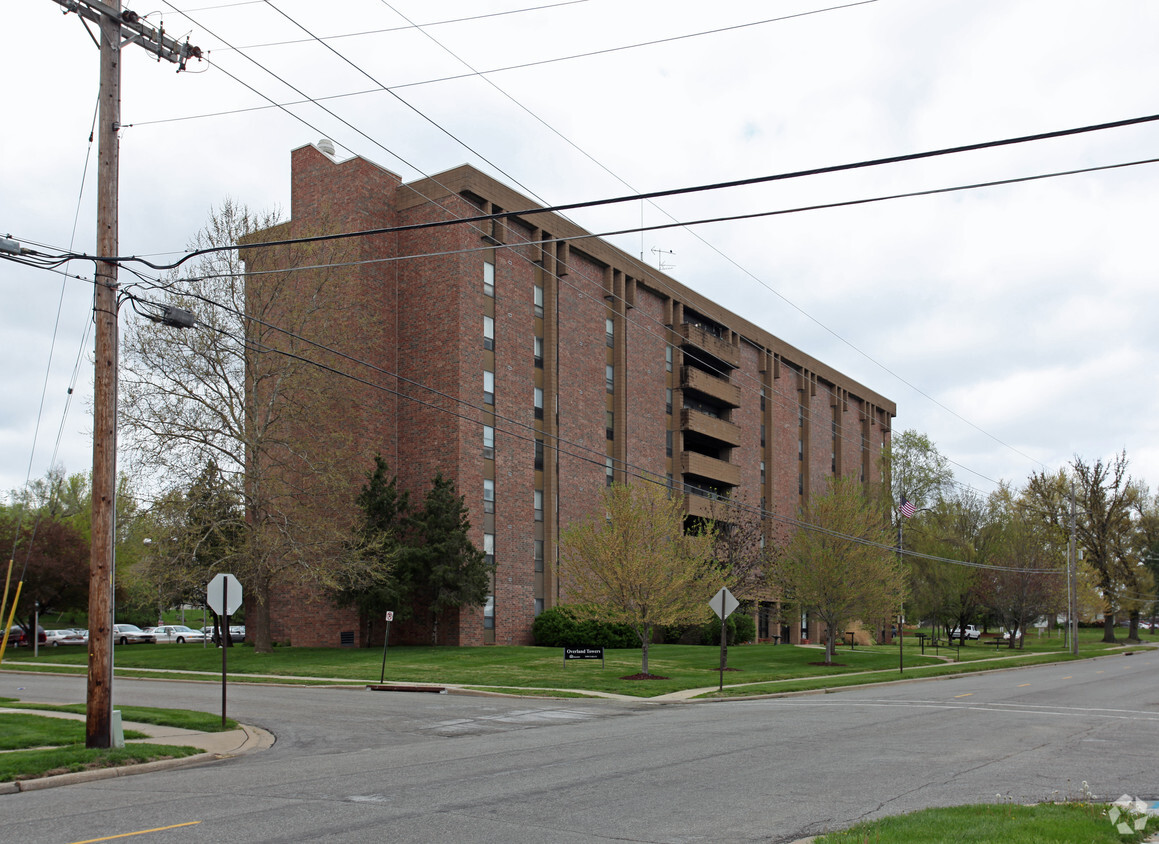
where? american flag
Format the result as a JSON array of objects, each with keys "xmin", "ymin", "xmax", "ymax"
[{"xmin": 899, "ymin": 496, "xmax": 916, "ymax": 519}]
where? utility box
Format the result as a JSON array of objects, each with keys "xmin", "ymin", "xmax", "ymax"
[{"xmin": 111, "ymin": 710, "xmax": 125, "ymax": 748}]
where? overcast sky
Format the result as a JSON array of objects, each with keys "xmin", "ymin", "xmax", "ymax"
[{"xmin": 3, "ymin": 0, "xmax": 1158, "ymax": 505}]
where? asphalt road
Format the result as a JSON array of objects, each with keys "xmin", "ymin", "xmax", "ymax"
[{"xmin": 3, "ymin": 649, "xmax": 1158, "ymax": 843}]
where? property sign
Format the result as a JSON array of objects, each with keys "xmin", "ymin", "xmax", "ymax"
[{"xmin": 563, "ymin": 646, "xmax": 604, "ymax": 666}]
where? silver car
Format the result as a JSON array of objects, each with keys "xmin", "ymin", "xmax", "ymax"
[{"xmin": 144, "ymin": 624, "xmax": 207, "ymax": 644}]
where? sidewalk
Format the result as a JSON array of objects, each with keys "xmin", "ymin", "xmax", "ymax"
[{"xmin": 0, "ymin": 707, "xmax": 273, "ymax": 794}]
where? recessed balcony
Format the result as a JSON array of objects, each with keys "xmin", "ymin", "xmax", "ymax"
[
  {"xmin": 678, "ymin": 323, "xmax": 739, "ymax": 369},
  {"xmin": 681, "ymin": 451, "xmax": 741, "ymax": 487},
  {"xmin": 681, "ymin": 366, "xmax": 741, "ymax": 407},
  {"xmin": 680, "ymin": 408, "xmax": 741, "ymax": 447}
]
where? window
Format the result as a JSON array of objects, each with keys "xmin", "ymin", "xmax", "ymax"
[
  {"xmin": 666, "ymin": 388, "xmax": 673, "ymax": 415},
  {"xmin": 534, "ymin": 387, "xmax": 544, "ymax": 420},
  {"xmin": 534, "ymin": 336, "xmax": 543, "ymax": 369},
  {"xmin": 799, "ymin": 439, "xmax": 803, "ymax": 461},
  {"xmin": 605, "ymin": 457, "xmax": 614, "ymax": 487},
  {"xmin": 534, "ymin": 284, "xmax": 544, "ymax": 318},
  {"xmin": 484, "ymin": 479, "xmax": 495, "ymax": 513},
  {"xmin": 606, "ymin": 410, "xmax": 614, "ymax": 440},
  {"xmin": 605, "ymin": 317, "xmax": 614, "ymax": 347},
  {"xmin": 760, "ymin": 461, "xmax": 766, "ymax": 486},
  {"xmin": 666, "ymin": 345, "xmax": 673, "ymax": 372},
  {"xmin": 606, "ymin": 364, "xmax": 614, "ymax": 393},
  {"xmin": 484, "ymin": 262, "xmax": 495, "ymax": 297},
  {"xmin": 666, "ymin": 430, "xmax": 673, "ymax": 457},
  {"xmin": 484, "ymin": 532, "xmax": 495, "ymax": 568},
  {"xmin": 534, "ymin": 490, "xmax": 544, "ymax": 522},
  {"xmin": 534, "ymin": 438, "xmax": 544, "ymax": 470},
  {"xmin": 483, "ymin": 595, "xmax": 494, "ymax": 629},
  {"xmin": 534, "ymin": 598, "xmax": 544, "ymax": 616},
  {"xmin": 761, "ymin": 424, "xmax": 766, "ymax": 448},
  {"xmin": 484, "ymin": 370, "xmax": 495, "ymax": 405},
  {"xmin": 760, "ymin": 387, "xmax": 766, "ymax": 412},
  {"xmin": 534, "ymin": 539, "xmax": 544, "ymax": 572},
  {"xmin": 483, "ymin": 315, "xmax": 494, "ymax": 350},
  {"xmin": 483, "ymin": 425, "xmax": 495, "ymax": 459}
]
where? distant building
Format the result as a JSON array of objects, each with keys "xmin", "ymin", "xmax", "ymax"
[{"xmin": 246, "ymin": 141, "xmax": 896, "ymax": 647}]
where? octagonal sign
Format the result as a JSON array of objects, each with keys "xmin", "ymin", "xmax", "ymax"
[{"xmin": 207, "ymin": 573, "xmax": 243, "ymax": 616}]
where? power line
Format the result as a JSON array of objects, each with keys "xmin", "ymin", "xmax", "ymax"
[
  {"xmin": 88, "ymin": 113, "xmax": 1159, "ymax": 269},
  {"xmin": 128, "ymin": 0, "xmax": 875, "ymax": 128},
  {"xmin": 14, "ymin": 150, "xmax": 1159, "ymax": 495}
]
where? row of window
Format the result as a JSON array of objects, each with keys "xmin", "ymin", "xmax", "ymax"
[{"xmin": 483, "ymin": 479, "xmax": 544, "ymax": 521}]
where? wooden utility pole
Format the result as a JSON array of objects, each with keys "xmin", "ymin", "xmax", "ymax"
[{"xmin": 53, "ymin": 0, "xmax": 200, "ymax": 749}]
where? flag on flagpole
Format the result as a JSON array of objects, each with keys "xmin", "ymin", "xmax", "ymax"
[{"xmin": 899, "ymin": 496, "xmax": 916, "ymax": 519}]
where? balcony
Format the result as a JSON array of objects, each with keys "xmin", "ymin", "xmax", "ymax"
[
  {"xmin": 681, "ymin": 408, "xmax": 741, "ymax": 447},
  {"xmin": 681, "ymin": 366, "xmax": 741, "ymax": 407},
  {"xmin": 678, "ymin": 323, "xmax": 739, "ymax": 369},
  {"xmin": 681, "ymin": 451, "xmax": 741, "ymax": 487}
]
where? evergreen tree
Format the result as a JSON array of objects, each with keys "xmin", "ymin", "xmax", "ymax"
[{"xmin": 404, "ymin": 472, "xmax": 490, "ymax": 645}]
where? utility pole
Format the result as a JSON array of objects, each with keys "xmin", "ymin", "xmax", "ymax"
[
  {"xmin": 54, "ymin": 0, "xmax": 199, "ymax": 749},
  {"xmin": 1069, "ymin": 481, "xmax": 1079, "ymax": 656}
]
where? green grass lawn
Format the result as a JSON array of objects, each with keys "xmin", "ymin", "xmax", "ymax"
[
  {"xmin": 0, "ymin": 743, "xmax": 204, "ymax": 783},
  {"xmin": 0, "ymin": 706, "xmax": 217, "ymax": 783},
  {"xmin": 813, "ymin": 801, "xmax": 1159, "ymax": 843},
  {"xmin": 3, "ymin": 627, "xmax": 1149, "ymax": 698},
  {"xmin": 0, "ymin": 713, "xmax": 148, "ymax": 750}
]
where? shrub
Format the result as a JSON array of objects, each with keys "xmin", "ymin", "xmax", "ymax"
[
  {"xmin": 700, "ymin": 613, "xmax": 757, "ymax": 646},
  {"xmin": 532, "ymin": 605, "xmax": 639, "ymax": 648}
]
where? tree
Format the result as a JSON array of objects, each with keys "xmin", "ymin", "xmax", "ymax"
[
  {"xmin": 978, "ymin": 488, "xmax": 1066, "ymax": 648},
  {"xmin": 402, "ymin": 472, "xmax": 490, "ymax": 645},
  {"xmin": 561, "ymin": 482, "xmax": 719, "ymax": 676},
  {"xmin": 706, "ymin": 493, "xmax": 770, "ymax": 670},
  {"xmin": 882, "ymin": 429, "xmax": 955, "ymax": 518},
  {"xmin": 1027, "ymin": 453, "xmax": 1139, "ymax": 643},
  {"xmin": 135, "ymin": 460, "xmax": 247, "ymax": 638},
  {"xmin": 119, "ymin": 201, "xmax": 367, "ymax": 652},
  {"xmin": 909, "ymin": 489, "xmax": 997, "ymax": 644},
  {"xmin": 0, "ymin": 511, "xmax": 90, "ymax": 633},
  {"xmin": 330, "ymin": 455, "xmax": 407, "ymax": 622},
  {"xmin": 773, "ymin": 476, "xmax": 907, "ymax": 665}
]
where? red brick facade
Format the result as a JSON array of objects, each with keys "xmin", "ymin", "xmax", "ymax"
[{"xmin": 249, "ymin": 142, "xmax": 896, "ymax": 647}]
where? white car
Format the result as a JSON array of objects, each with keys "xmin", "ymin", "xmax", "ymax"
[
  {"xmin": 948, "ymin": 624, "xmax": 981, "ymax": 640},
  {"xmin": 145, "ymin": 624, "xmax": 207, "ymax": 644},
  {"xmin": 45, "ymin": 628, "xmax": 86, "ymax": 646}
]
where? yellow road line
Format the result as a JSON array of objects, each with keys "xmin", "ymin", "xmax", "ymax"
[
  {"xmin": 1017, "ymin": 683, "xmax": 1031, "ymax": 687},
  {"xmin": 954, "ymin": 693, "xmax": 973, "ymax": 698},
  {"xmin": 69, "ymin": 822, "xmax": 200, "ymax": 843}
]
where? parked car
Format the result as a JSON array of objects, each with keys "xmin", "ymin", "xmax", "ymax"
[
  {"xmin": 5, "ymin": 625, "xmax": 47, "ymax": 647},
  {"xmin": 45, "ymin": 628, "xmax": 87, "ymax": 646},
  {"xmin": 200, "ymin": 624, "xmax": 246, "ymax": 644},
  {"xmin": 145, "ymin": 624, "xmax": 207, "ymax": 644},
  {"xmin": 948, "ymin": 624, "xmax": 982, "ymax": 640},
  {"xmin": 112, "ymin": 624, "xmax": 155, "ymax": 645}
]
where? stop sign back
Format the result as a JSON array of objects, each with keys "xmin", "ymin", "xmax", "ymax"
[{"xmin": 207, "ymin": 573, "xmax": 243, "ymax": 615}]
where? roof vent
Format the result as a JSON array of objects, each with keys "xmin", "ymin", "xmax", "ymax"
[{"xmin": 317, "ymin": 138, "xmax": 336, "ymax": 158}]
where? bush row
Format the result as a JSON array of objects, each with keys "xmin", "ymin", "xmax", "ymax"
[{"xmin": 531, "ymin": 605, "xmax": 757, "ymax": 648}]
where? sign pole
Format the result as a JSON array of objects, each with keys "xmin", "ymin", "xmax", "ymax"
[
  {"xmin": 379, "ymin": 611, "xmax": 394, "ymax": 684},
  {"xmin": 221, "ymin": 578, "xmax": 228, "ymax": 727},
  {"xmin": 719, "ymin": 591, "xmax": 726, "ymax": 692},
  {"xmin": 206, "ymin": 573, "xmax": 241, "ymax": 727}
]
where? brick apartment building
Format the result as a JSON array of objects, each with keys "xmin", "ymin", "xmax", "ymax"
[{"xmin": 246, "ymin": 141, "xmax": 896, "ymax": 648}]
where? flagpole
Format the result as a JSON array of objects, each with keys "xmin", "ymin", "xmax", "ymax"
[{"xmin": 898, "ymin": 502, "xmax": 904, "ymax": 675}]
